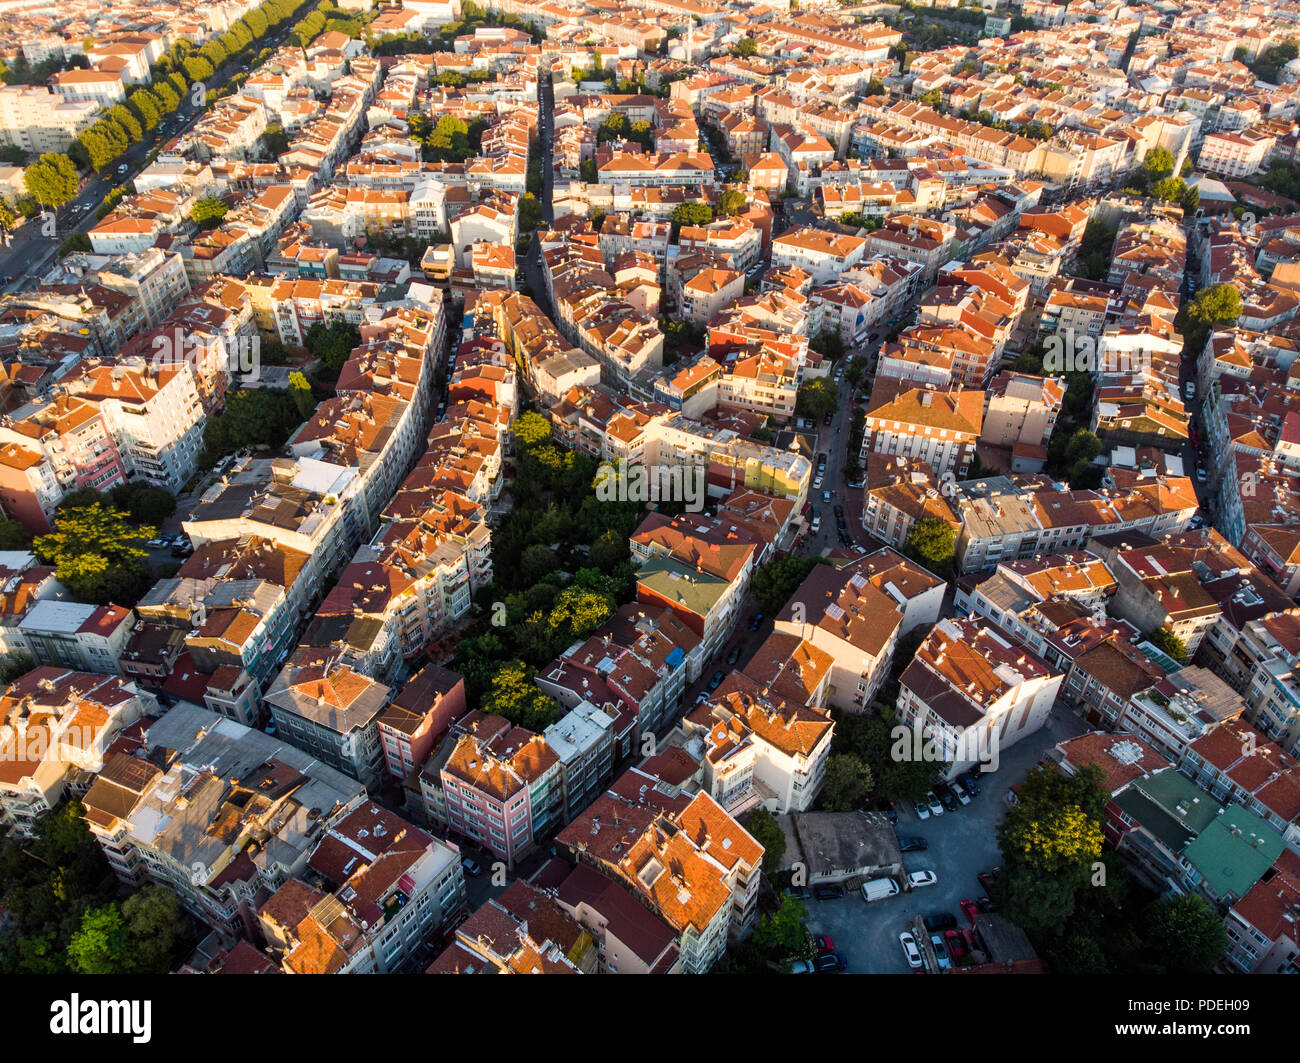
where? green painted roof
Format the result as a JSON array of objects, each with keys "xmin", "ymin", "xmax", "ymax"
[
  {"xmin": 1134, "ymin": 769, "xmax": 1222, "ymax": 834},
  {"xmin": 1113, "ymin": 769, "xmax": 1221, "ymax": 854},
  {"xmin": 1182, "ymin": 805, "xmax": 1284, "ymax": 899},
  {"xmin": 637, "ymin": 556, "xmax": 729, "ymax": 616}
]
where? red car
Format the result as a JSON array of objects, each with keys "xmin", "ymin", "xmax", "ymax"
[
  {"xmin": 960, "ymin": 899, "xmax": 980, "ymax": 927},
  {"xmin": 944, "ymin": 929, "xmax": 968, "ymax": 960},
  {"xmin": 814, "ymin": 934, "xmax": 835, "ymax": 952}
]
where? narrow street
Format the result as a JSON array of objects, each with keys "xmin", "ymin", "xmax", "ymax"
[{"xmin": 522, "ymin": 66, "xmax": 556, "ymax": 313}]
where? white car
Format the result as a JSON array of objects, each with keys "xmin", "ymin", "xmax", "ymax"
[
  {"xmin": 907, "ymin": 870, "xmax": 938, "ymax": 889},
  {"xmin": 930, "ymin": 934, "xmax": 951, "ymax": 970},
  {"xmin": 914, "ymin": 799, "xmax": 930, "ymax": 821},
  {"xmin": 812, "ymin": 476, "xmax": 823, "ymax": 489},
  {"xmin": 899, "ymin": 931, "xmax": 923, "ymax": 969},
  {"xmin": 925, "ymin": 791, "xmax": 944, "ymax": 817},
  {"xmin": 810, "ymin": 518, "xmax": 821, "ymax": 534}
]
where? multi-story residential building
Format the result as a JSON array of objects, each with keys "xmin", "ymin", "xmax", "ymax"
[
  {"xmin": 772, "ymin": 559, "xmax": 905, "ymax": 711},
  {"xmin": 264, "ymin": 658, "xmax": 393, "ymax": 791},
  {"xmin": 1197, "ymin": 129, "xmax": 1276, "ymax": 179},
  {"xmin": 630, "ymin": 514, "xmax": 758, "ymax": 669},
  {"xmin": 680, "ymin": 674, "xmax": 835, "ymax": 815},
  {"xmin": 1107, "ymin": 659, "xmax": 1244, "ymax": 760},
  {"xmin": 81, "ymin": 702, "xmax": 366, "ymax": 943},
  {"xmin": 257, "ymin": 802, "xmax": 466, "ymax": 973},
  {"xmin": 980, "ymin": 371, "xmax": 1066, "ymax": 471},
  {"xmin": 422, "ymin": 711, "xmax": 561, "ymax": 866},
  {"xmin": 431, "ymin": 879, "xmax": 596, "ymax": 973},
  {"xmin": 0, "ymin": 84, "xmax": 98, "ymax": 153},
  {"xmin": 897, "ymin": 617, "xmax": 1063, "ymax": 778},
  {"xmin": 556, "ymin": 785, "xmax": 762, "ymax": 973},
  {"xmin": 1224, "ymin": 850, "xmax": 1300, "ymax": 974},
  {"xmin": 771, "ymin": 227, "xmax": 868, "ymax": 284},
  {"xmin": 861, "ymin": 380, "xmax": 984, "ymax": 480},
  {"xmin": 10, "ymin": 600, "xmax": 133, "ymax": 675},
  {"xmin": 0, "ymin": 667, "xmax": 157, "ymax": 839},
  {"xmin": 376, "ymin": 664, "xmax": 467, "ymax": 781}
]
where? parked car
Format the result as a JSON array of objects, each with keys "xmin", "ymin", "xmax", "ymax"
[
  {"xmin": 899, "ymin": 931, "xmax": 923, "ymax": 969},
  {"xmin": 461, "ymin": 857, "xmax": 482, "ymax": 877},
  {"xmin": 814, "ymin": 950, "xmax": 847, "ymax": 973},
  {"xmin": 977, "ymin": 872, "xmax": 998, "ymax": 896},
  {"xmin": 924, "ymin": 911, "xmax": 957, "ymax": 931},
  {"xmin": 925, "ymin": 791, "xmax": 944, "ymax": 817},
  {"xmin": 961, "ymin": 898, "xmax": 981, "ymax": 926},
  {"xmin": 859, "ymin": 877, "xmax": 899, "ymax": 902},
  {"xmin": 936, "ymin": 784, "xmax": 959, "ymax": 812},
  {"xmin": 146, "ymin": 538, "xmax": 169, "ymax": 549},
  {"xmin": 897, "ymin": 836, "xmax": 927, "ymax": 853},
  {"xmin": 944, "ymin": 928, "xmax": 968, "ymax": 960},
  {"xmin": 708, "ymin": 670, "xmax": 726, "ymax": 690},
  {"xmin": 791, "ymin": 959, "xmax": 814, "ymax": 974},
  {"xmin": 914, "ymin": 799, "xmax": 931, "ymax": 821},
  {"xmin": 748, "ymin": 613, "xmax": 764, "ymax": 630},
  {"xmin": 977, "ymin": 896, "xmax": 994, "ymax": 914},
  {"xmin": 812, "ymin": 476, "xmax": 823, "ymax": 489},
  {"xmin": 810, "ymin": 517, "xmax": 821, "ymax": 534},
  {"xmin": 813, "ymin": 883, "xmax": 844, "ymax": 901},
  {"xmin": 958, "ymin": 770, "xmax": 982, "ymax": 796},
  {"xmin": 785, "ymin": 885, "xmax": 812, "ymax": 901},
  {"xmin": 950, "ymin": 780, "xmax": 971, "ymax": 806},
  {"xmin": 930, "ymin": 933, "xmax": 951, "ymax": 970},
  {"xmin": 726, "ymin": 646, "xmax": 741, "ymax": 665},
  {"xmin": 822, "ymin": 490, "xmax": 832, "ymax": 503},
  {"xmin": 813, "ymin": 934, "xmax": 835, "ymax": 952},
  {"xmin": 907, "ymin": 870, "xmax": 938, "ymax": 889}
]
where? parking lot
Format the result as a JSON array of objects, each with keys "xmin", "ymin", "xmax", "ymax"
[{"xmin": 803, "ymin": 701, "xmax": 1087, "ymax": 973}]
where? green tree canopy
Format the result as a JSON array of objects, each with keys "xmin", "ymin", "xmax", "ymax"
[
  {"xmin": 741, "ymin": 807, "xmax": 786, "ymax": 877},
  {"xmin": 24, "ymin": 153, "xmax": 78, "ymax": 207},
  {"xmin": 821, "ymin": 753, "xmax": 874, "ymax": 811},
  {"xmin": 1140, "ymin": 895, "xmax": 1228, "ymax": 974},
  {"xmin": 1146, "ymin": 626, "xmax": 1189, "ymax": 663},
  {"xmin": 33, "ymin": 502, "xmax": 153, "ymax": 604},
  {"xmin": 480, "ymin": 660, "xmax": 562, "ymax": 730},
  {"xmin": 670, "ymin": 201, "xmax": 713, "ymax": 229},
  {"xmin": 903, "ymin": 516, "xmax": 956, "ymax": 573},
  {"xmin": 794, "ymin": 377, "xmax": 837, "ymax": 420},
  {"xmin": 751, "ymin": 555, "xmax": 815, "ymax": 616},
  {"xmin": 190, "ymin": 196, "xmax": 230, "ymax": 229},
  {"xmin": 750, "ymin": 893, "xmax": 810, "ymax": 964}
]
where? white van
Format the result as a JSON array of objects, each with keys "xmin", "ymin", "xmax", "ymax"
[{"xmin": 860, "ymin": 877, "xmax": 900, "ymax": 902}]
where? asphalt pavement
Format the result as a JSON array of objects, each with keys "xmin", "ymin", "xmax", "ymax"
[{"xmin": 803, "ymin": 699, "xmax": 1088, "ymax": 974}]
